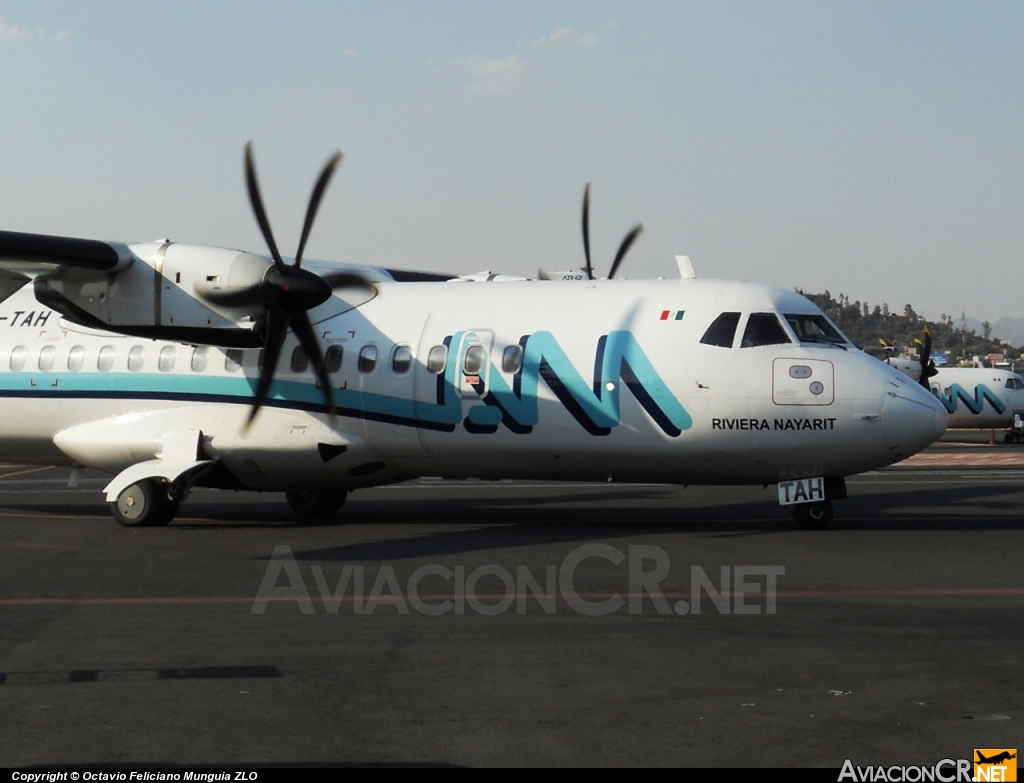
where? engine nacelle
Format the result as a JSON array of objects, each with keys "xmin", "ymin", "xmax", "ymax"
[{"xmin": 34, "ymin": 241, "xmax": 273, "ymax": 347}]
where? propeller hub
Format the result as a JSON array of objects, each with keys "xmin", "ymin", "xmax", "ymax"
[{"xmin": 265, "ymin": 267, "xmax": 333, "ymax": 311}]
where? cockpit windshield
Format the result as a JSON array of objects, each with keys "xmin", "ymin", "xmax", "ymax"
[
  {"xmin": 740, "ymin": 313, "xmax": 792, "ymax": 348},
  {"xmin": 783, "ymin": 314, "xmax": 849, "ymax": 346}
]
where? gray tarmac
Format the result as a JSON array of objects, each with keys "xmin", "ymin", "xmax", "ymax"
[{"xmin": 1, "ymin": 443, "xmax": 1023, "ymax": 767}]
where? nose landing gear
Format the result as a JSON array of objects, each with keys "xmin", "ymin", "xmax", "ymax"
[{"xmin": 793, "ymin": 500, "xmax": 833, "ymax": 530}]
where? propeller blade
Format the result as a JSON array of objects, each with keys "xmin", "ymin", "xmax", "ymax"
[
  {"xmin": 201, "ymin": 282, "xmax": 278, "ymax": 309},
  {"xmin": 247, "ymin": 309, "xmax": 290, "ymax": 425},
  {"xmin": 537, "ymin": 267, "xmax": 551, "ymax": 281},
  {"xmin": 320, "ymin": 270, "xmax": 376, "ymax": 290},
  {"xmin": 607, "ymin": 224, "xmax": 644, "ymax": 280},
  {"xmin": 290, "ymin": 310, "xmax": 335, "ymax": 418},
  {"xmin": 918, "ymin": 326, "xmax": 935, "ymax": 388},
  {"xmin": 294, "ymin": 151, "xmax": 343, "ymax": 269},
  {"xmin": 581, "ymin": 183, "xmax": 593, "ymax": 280},
  {"xmin": 245, "ymin": 142, "xmax": 287, "ymax": 275}
]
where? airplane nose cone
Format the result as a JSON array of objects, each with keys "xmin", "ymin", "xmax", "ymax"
[{"xmin": 882, "ymin": 376, "xmax": 948, "ymax": 460}]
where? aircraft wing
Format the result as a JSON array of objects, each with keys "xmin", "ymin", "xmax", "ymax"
[
  {"xmin": 0, "ymin": 230, "xmax": 136, "ymax": 307},
  {"xmin": 0, "ymin": 230, "xmax": 134, "ymax": 276}
]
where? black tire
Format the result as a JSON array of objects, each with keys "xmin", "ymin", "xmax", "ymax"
[
  {"xmin": 109, "ymin": 479, "xmax": 179, "ymax": 527},
  {"xmin": 1005, "ymin": 433, "xmax": 1015, "ymax": 444},
  {"xmin": 286, "ymin": 489, "xmax": 348, "ymax": 517},
  {"xmin": 794, "ymin": 500, "xmax": 833, "ymax": 530}
]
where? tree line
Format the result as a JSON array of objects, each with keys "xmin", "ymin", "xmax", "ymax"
[{"xmin": 798, "ymin": 290, "xmax": 1015, "ymax": 362}]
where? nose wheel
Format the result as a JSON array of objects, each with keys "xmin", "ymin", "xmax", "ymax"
[
  {"xmin": 110, "ymin": 479, "xmax": 180, "ymax": 527},
  {"xmin": 794, "ymin": 500, "xmax": 833, "ymax": 530}
]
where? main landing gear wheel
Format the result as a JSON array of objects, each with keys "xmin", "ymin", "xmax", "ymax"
[
  {"xmin": 109, "ymin": 479, "xmax": 180, "ymax": 527},
  {"xmin": 286, "ymin": 489, "xmax": 348, "ymax": 517},
  {"xmin": 794, "ymin": 500, "xmax": 833, "ymax": 530}
]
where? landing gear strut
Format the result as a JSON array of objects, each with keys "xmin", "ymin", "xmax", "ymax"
[
  {"xmin": 285, "ymin": 489, "xmax": 348, "ymax": 517},
  {"xmin": 794, "ymin": 500, "xmax": 833, "ymax": 530},
  {"xmin": 110, "ymin": 479, "xmax": 180, "ymax": 527}
]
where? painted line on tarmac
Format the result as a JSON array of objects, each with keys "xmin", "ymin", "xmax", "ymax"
[{"xmin": 0, "ymin": 467, "xmax": 58, "ymax": 480}]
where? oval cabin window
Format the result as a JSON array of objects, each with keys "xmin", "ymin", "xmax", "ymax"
[
  {"xmin": 97, "ymin": 346, "xmax": 115, "ymax": 372},
  {"xmin": 67, "ymin": 346, "xmax": 85, "ymax": 372},
  {"xmin": 191, "ymin": 347, "xmax": 208, "ymax": 372},
  {"xmin": 392, "ymin": 345, "xmax": 412, "ymax": 374},
  {"xmin": 10, "ymin": 346, "xmax": 26, "ymax": 372},
  {"xmin": 158, "ymin": 346, "xmax": 176, "ymax": 372},
  {"xmin": 38, "ymin": 345, "xmax": 55, "ymax": 372},
  {"xmin": 427, "ymin": 345, "xmax": 448, "ymax": 374},
  {"xmin": 128, "ymin": 346, "xmax": 146, "ymax": 372}
]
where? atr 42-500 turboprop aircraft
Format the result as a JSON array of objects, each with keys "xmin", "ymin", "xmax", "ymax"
[
  {"xmin": 0, "ymin": 146, "xmax": 947, "ymax": 529},
  {"xmin": 869, "ymin": 330, "xmax": 1024, "ymax": 432}
]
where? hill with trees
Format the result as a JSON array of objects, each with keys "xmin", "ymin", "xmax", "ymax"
[{"xmin": 797, "ymin": 290, "xmax": 1020, "ymax": 366}]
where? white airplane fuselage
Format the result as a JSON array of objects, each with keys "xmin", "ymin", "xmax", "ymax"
[
  {"xmin": 0, "ymin": 274, "xmax": 947, "ymax": 499},
  {"xmin": 883, "ymin": 357, "xmax": 1024, "ymax": 429}
]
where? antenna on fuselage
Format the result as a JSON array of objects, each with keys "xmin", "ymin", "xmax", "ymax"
[{"xmin": 675, "ymin": 255, "xmax": 696, "ymax": 279}]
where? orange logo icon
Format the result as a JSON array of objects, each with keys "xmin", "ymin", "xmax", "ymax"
[{"xmin": 974, "ymin": 749, "xmax": 1017, "ymax": 782}]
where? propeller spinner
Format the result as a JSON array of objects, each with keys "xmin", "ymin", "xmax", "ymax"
[{"xmin": 201, "ymin": 143, "xmax": 373, "ymax": 425}]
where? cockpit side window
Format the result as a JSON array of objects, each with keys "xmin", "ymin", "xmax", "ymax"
[
  {"xmin": 740, "ymin": 313, "xmax": 792, "ymax": 348},
  {"xmin": 784, "ymin": 313, "xmax": 849, "ymax": 346},
  {"xmin": 699, "ymin": 312, "xmax": 741, "ymax": 348}
]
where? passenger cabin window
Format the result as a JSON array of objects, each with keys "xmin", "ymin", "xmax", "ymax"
[
  {"xmin": 464, "ymin": 345, "xmax": 486, "ymax": 373},
  {"xmin": 325, "ymin": 345, "xmax": 343, "ymax": 374},
  {"xmin": 191, "ymin": 347, "xmax": 208, "ymax": 372},
  {"xmin": 225, "ymin": 349, "xmax": 243, "ymax": 372},
  {"xmin": 97, "ymin": 346, "xmax": 115, "ymax": 372},
  {"xmin": 158, "ymin": 346, "xmax": 176, "ymax": 372},
  {"xmin": 291, "ymin": 347, "xmax": 309, "ymax": 374},
  {"xmin": 67, "ymin": 346, "xmax": 85, "ymax": 372},
  {"xmin": 502, "ymin": 345, "xmax": 523, "ymax": 373},
  {"xmin": 358, "ymin": 345, "xmax": 377, "ymax": 373},
  {"xmin": 128, "ymin": 346, "xmax": 146, "ymax": 372},
  {"xmin": 427, "ymin": 345, "xmax": 448, "ymax": 374},
  {"xmin": 392, "ymin": 345, "xmax": 412, "ymax": 374},
  {"xmin": 784, "ymin": 314, "xmax": 848, "ymax": 346},
  {"xmin": 700, "ymin": 312, "xmax": 741, "ymax": 348},
  {"xmin": 10, "ymin": 346, "xmax": 25, "ymax": 372},
  {"xmin": 38, "ymin": 345, "xmax": 55, "ymax": 372},
  {"xmin": 740, "ymin": 313, "xmax": 792, "ymax": 348}
]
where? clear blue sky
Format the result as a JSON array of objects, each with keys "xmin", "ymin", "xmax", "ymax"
[{"xmin": 1, "ymin": 1, "xmax": 1022, "ymax": 321}]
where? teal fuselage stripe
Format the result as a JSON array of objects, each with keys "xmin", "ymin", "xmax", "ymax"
[
  {"xmin": 0, "ymin": 330, "xmax": 693, "ymax": 436},
  {"xmin": 0, "ymin": 372, "xmax": 459, "ymax": 431}
]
